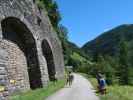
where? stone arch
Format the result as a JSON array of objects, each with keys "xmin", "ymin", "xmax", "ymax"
[
  {"xmin": 1, "ymin": 17, "xmax": 43, "ymax": 89},
  {"xmin": 41, "ymin": 39, "xmax": 56, "ymax": 81}
]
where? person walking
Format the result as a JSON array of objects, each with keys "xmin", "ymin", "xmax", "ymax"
[
  {"xmin": 69, "ymin": 72, "xmax": 74, "ymax": 86},
  {"xmin": 66, "ymin": 71, "xmax": 74, "ymax": 86}
]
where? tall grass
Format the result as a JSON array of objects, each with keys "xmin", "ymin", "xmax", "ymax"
[
  {"xmin": 89, "ymin": 78, "xmax": 133, "ymax": 100},
  {"xmin": 100, "ymin": 85, "xmax": 133, "ymax": 100}
]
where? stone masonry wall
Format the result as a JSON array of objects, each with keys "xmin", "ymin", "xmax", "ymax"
[
  {"xmin": 0, "ymin": 0, "xmax": 65, "ymax": 99},
  {"xmin": 0, "ymin": 40, "xmax": 30, "ymax": 99}
]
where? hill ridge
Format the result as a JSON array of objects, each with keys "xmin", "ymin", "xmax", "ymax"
[{"xmin": 82, "ymin": 24, "xmax": 133, "ymax": 57}]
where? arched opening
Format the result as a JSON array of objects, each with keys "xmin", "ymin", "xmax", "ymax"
[
  {"xmin": 41, "ymin": 39, "xmax": 56, "ymax": 81},
  {"xmin": 1, "ymin": 17, "xmax": 43, "ymax": 89}
]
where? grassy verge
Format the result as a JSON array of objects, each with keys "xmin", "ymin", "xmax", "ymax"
[
  {"xmin": 89, "ymin": 78, "xmax": 133, "ymax": 100},
  {"xmin": 100, "ymin": 85, "xmax": 133, "ymax": 100},
  {"xmin": 10, "ymin": 80, "xmax": 65, "ymax": 100}
]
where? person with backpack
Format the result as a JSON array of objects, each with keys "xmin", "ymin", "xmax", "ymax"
[
  {"xmin": 99, "ymin": 76, "xmax": 106, "ymax": 94},
  {"xmin": 69, "ymin": 72, "xmax": 74, "ymax": 86},
  {"xmin": 66, "ymin": 71, "xmax": 74, "ymax": 86}
]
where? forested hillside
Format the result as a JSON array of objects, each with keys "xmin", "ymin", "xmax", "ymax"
[
  {"xmin": 82, "ymin": 24, "xmax": 133, "ymax": 57},
  {"xmin": 82, "ymin": 24, "xmax": 133, "ymax": 85}
]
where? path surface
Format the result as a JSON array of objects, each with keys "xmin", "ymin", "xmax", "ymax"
[{"xmin": 46, "ymin": 73, "xmax": 99, "ymax": 100}]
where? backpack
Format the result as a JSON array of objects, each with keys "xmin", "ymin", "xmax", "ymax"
[{"xmin": 100, "ymin": 78, "xmax": 106, "ymax": 87}]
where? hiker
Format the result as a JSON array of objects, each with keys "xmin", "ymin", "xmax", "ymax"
[
  {"xmin": 66, "ymin": 71, "xmax": 74, "ymax": 86},
  {"xmin": 99, "ymin": 75, "xmax": 106, "ymax": 95},
  {"xmin": 69, "ymin": 72, "xmax": 74, "ymax": 86},
  {"xmin": 96, "ymin": 72, "xmax": 106, "ymax": 94}
]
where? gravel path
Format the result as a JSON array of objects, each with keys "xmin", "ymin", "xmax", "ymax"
[{"xmin": 46, "ymin": 73, "xmax": 99, "ymax": 100}]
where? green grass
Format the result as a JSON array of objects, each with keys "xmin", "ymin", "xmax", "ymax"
[
  {"xmin": 10, "ymin": 80, "xmax": 65, "ymax": 100},
  {"xmin": 100, "ymin": 85, "xmax": 133, "ymax": 100},
  {"xmin": 89, "ymin": 78, "xmax": 133, "ymax": 100}
]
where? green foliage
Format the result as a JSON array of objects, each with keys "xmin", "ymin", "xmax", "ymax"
[
  {"xmin": 118, "ymin": 40, "xmax": 129, "ymax": 85},
  {"xmin": 36, "ymin": 0, "xmax": 44, "ymax": 9},
  {"xmin": 89, "ymin": 78, "xmax": 133, "ymax": 100},
  {"xmin": 88, "ymin": 41, "xmax": 133, "ymax": 85},
  {"xmin": 82, "ymin": 25, "xmax": 133, "ymax": 86},
  {"xmin": 40, "ymin": 0, "xmax": 61, "ymax": 28},
  {"xmin": 88, "ymin": 40, "xmax": 133, "ymax": 85},
  {"xmin": 10, "ymin": 80, "xmax": 65, "ymax": 100},
  {"xmin": 38, "ymin": 0, "xmax": 92, "ymax": 76},
  {"xmin": 93, "ymin": 56, "xmax": 115, "ymax": 85},
  {"xmin": 57, "ymin": 25, "xmax": 68, "ymax": 59},
  {"xmin": 82, "ymin": 24, "xmax": 133, "ymax": 57},
  {"xmin": 67, "ymin": 52, "xmax": 90, "ymax": 72},
  {"xmin": 37, "ymin": 0, "xmax": 89, "ymax": 67}
]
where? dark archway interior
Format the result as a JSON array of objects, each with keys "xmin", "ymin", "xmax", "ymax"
[
  {"xmin": 1, "ymin": 17, "xmax": 43, "ymax": 89},
  {"xmin": 41, "ymin": 40, "xmax": 56, "ymax": 81}
]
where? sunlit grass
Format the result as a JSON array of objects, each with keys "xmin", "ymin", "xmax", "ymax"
[
  {"xmin": 99, "ymin": 85, "xmax": 133, "ymax": 100},
  {"xmin": 10, "ymin": 80, "xmax": 65, "ymax": 100},
  {"xmin": 89, "ymin": 78, "xmax": 133, "ymax": 100}
]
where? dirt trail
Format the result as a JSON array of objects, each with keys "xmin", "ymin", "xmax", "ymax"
[{"xmin": 46, "ymin": 73, "xmax": 99, "ymax": 100}]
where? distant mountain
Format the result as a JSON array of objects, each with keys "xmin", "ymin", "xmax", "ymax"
[{"xmin": 82, "ymin": 24, "xmax": 133, "ymax": 57}]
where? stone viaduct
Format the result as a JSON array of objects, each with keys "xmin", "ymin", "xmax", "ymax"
[{"xmin": 0, "ymin": 0, "xmax": 64, "ymax": 99}]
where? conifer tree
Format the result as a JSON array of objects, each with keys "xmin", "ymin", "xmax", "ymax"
[{"xmin": 118, "ymin": 40, "xmax": 129, "ymax": 85}]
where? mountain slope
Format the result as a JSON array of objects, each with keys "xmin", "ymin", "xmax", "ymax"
[
  {"xmin": 67, "ymin": 41, "xmax": 90, "ymax": 59},
  {"xmin": 82, "ymin": 24, "xmax": 133, "ymax": 57}
]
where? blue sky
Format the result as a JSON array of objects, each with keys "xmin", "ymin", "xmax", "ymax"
[{"xmin": 56, "ymin": 0, "xmax": 133, "ymax": 47}]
